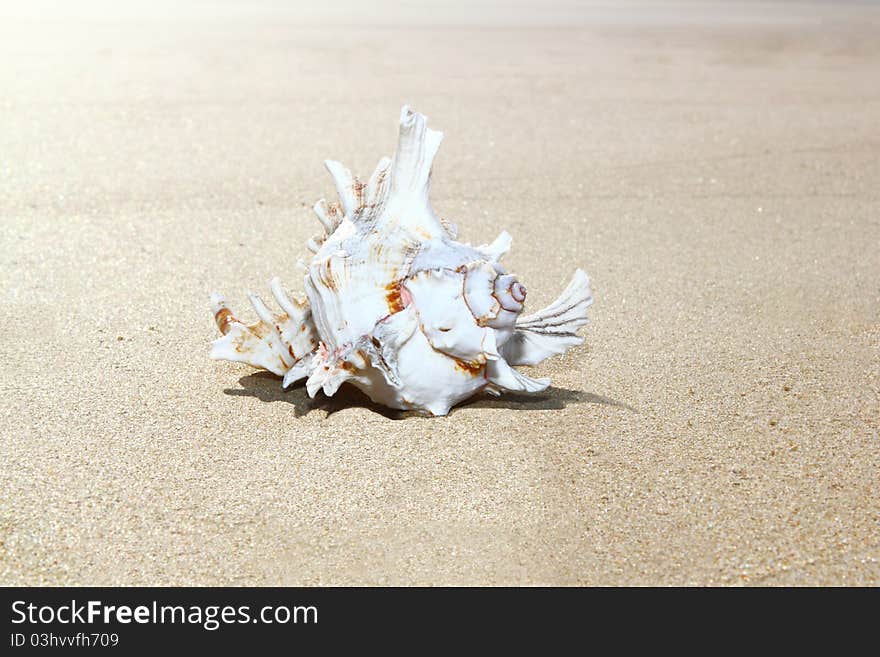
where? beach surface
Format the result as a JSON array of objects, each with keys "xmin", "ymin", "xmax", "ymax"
[{"xmin": 1, "ymin": 1, "xmax": 878, "ymax": 585}]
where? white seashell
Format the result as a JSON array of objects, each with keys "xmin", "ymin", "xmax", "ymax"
[{"xmin": 210, "ymin": 107, "xmax": 593, "ymax": 416}]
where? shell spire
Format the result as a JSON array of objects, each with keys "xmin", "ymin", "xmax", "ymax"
[{"xmin": 209, "ymin": 107, "xmax": 593, "ymax": 416}]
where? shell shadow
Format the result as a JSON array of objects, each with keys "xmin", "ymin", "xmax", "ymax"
[
  {"xmin": 223, "ymin": 372, "xmax": 402, "ymax": 419},
  {"xmin": 459, "ymin": 388, "xmax": 637, "ymax": 413},
  {"xmin": 224, "ymin": 372, "xmax": 636, "ymax": 419}
]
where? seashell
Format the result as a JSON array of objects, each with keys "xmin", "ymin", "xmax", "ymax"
[{"xmin": 210, "ymin": 107, "xmax": 593, "ymax": 416}]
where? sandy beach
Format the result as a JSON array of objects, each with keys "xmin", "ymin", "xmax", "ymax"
[{"xmin": 1, "ymin": 1, "xmax": 878, "ymax": 585}]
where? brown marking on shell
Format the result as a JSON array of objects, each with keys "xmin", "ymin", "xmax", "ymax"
[
  {"xmin": 213, "ymin": 307, "xmax": 237, "ymax": 335},
  {"xmin": 354, "ymin": 349, "xmax": 371, "ymax": 369},
  {"xmin": 287, "ymin": 345, "xmax": 297, "ymax": 360},
  {"xmin": 439, "ymin": 216, "xmax": 457, "ymax": 237},
  {"xmin": 453, "ymin": 358, "xmax": 485, "ymax": 375},
  {"xmin": 385, "ymin": 282, "xmax": 405, "ymax": 314},
  {"xmin": 372, "ymin": 168, "xmax": 388, "ymax": 203},
  {"xmin": 340, "ymin": 360, "xmax": 356, "ymax": 373},
  {"xmin": 250, "ymin": 322, "xmax": 269, "ymax": 339},
  {"xmin": 319, "ymin": 259, "xmax": 338, "ymax": 291},
  {"xmin": 353, "ymin": 178, "xmax": 366, "ymax": 212}
]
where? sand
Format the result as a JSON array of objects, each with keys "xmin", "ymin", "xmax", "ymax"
[{"xmin": 1, "ymin": 1, "xmax": 878, "ymax": 586}]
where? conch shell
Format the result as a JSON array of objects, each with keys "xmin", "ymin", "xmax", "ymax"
[{"xmin": 210, "ymin": 107, "xmax": 592, "ymax": 416}]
